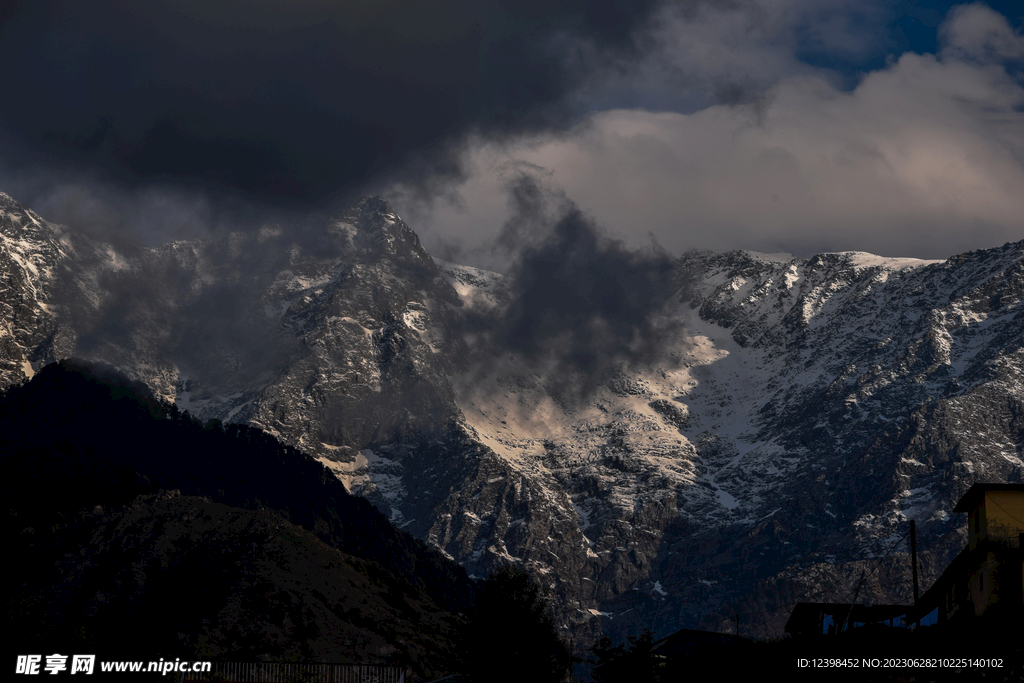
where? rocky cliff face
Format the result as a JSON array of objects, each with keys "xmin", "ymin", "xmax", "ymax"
[
  {"xmin": 0, "ymin": 192, "xmax": 73, "ymax": 380},
  {"xmin": 3, "ymin": 190, "xmax": 1023, "ymax": 639}
]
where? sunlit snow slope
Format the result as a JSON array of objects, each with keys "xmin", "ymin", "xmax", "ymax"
[{"xmin": 3, "ymin": 189, "xmax": 1023, "ymax": 639}]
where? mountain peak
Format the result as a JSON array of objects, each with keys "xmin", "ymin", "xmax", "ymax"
[
  {"xmin": 352, "ymin": 195, "xmax": 397, "ymax": 218},
  {"xmin": 0, "ymin": 191, "xmax": 26, "ymax": 212},
  {"xmin": 824, "ymin": 250, "xmax": 944, "ymax": 270}
]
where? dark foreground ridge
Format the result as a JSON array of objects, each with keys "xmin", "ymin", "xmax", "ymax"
[{"xmin": 2, "ymin": 360, "xmax": 476, "ymax": 678}]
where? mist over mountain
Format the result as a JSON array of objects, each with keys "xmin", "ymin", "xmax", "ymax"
[
  {"xmin": 3, "ymin": 190, "xmax": 1024, "ymax": 646},
  {"xmin": 460, "ymin": 174, "xmax": 680, "ymax": 398}
]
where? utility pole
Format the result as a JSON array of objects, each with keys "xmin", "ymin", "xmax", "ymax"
[
  {"xmin": 837, "ymin": 570, "xmax": 866, "ymax": 635},
  {"xmin": 910, "ymin": 520, "xmax": 920, "ymax": 628},
  {"xmin": 568, "ymin": 637, "xmax": 574, "ymax": 683}
]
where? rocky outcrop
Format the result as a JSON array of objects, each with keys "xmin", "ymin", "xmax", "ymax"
[{"xmin": 3, "ymin": 191, "xmax": 1024, "ymax": 640}]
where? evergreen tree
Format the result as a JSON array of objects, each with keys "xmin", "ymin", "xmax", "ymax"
[
  {"xmin": 590, "ymin": 629, "xmax": 661, "ymax": 683},
  {"xmin": 461, "ymin": 567, "xmax": 571, "ymax": 683}
]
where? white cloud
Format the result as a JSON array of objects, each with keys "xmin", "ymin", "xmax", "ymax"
[
  {"xmin": 573, "ymin": 0, "xmax": 892, "ymax": 113},
  {"xmin": 388, "ymin": 4, "xmax": 1024, "ymax": 266},
  {"xmin": 940, "ymin": 3, "xmax": 1024, "ymax": 63}
]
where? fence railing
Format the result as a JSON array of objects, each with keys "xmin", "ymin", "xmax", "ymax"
[{"xmin": 191, "ymin": 662, "xmax": 406, "ymax": 683}]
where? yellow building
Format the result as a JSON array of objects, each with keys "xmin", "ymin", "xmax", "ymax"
[
  {"xmin": 916, "ymin": 483, "xmax": 1024, "ymax": 623},
  {"xmin": 785, "ymin": 484, "xmax": 1023, "ymax": 634}
]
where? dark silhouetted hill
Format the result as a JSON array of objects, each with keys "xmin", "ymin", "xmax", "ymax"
[{"xmin": 2, "ymin": 360, "xmax": 478, "ymax": 676}]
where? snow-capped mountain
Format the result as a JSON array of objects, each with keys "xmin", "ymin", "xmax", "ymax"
[{"xmin": 3, "ymin": 189, "xmax": 1022, "ymax": 638}]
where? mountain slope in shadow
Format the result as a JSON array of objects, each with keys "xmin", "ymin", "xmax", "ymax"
[{"xmin": 2, "ymin": 360, "xmax": 476, "ymax": 677}]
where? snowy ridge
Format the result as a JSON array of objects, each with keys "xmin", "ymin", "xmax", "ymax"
[
  {"xmin": 435, "ymin": 243, "xmax": 1024, "ymax": 636},
  {"xmin": 3, "ymin": 189, "xmax": 1024, "ymax": 640}
]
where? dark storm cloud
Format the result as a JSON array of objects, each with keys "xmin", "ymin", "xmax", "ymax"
[
  {"xmin": 465, "ymin": 174, "xmax": 679, "ymax": 395},
  {"xmin": 0, "ymin": 0, "xmax": 669, "ymax": 209}
]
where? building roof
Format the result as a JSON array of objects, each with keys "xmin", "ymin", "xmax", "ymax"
[
  {"xmin": 953, "ymin": 483, "xmax": 1024, "ymax": 513},
  {"xmin": 785, "ymin": 602, "xmax": 908, "ymax": 635}
]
